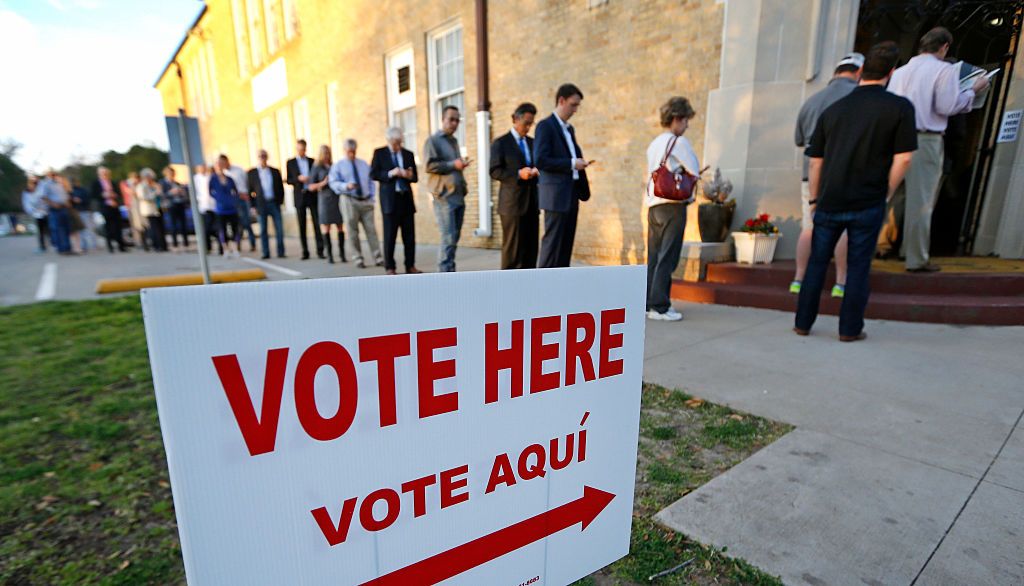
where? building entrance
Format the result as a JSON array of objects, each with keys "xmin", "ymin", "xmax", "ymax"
[{"xmin": 855, "ymin": 0, "xmax": 1022, "ymax": 255}]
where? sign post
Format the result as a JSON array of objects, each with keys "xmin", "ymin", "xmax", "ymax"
[
  {"xmin": 166, "ymin": 113, "xmax": 210, "ymax": 284},
  {"xmin": 141, "ymin": 266, "xmax": 646, "ymax": 585}
]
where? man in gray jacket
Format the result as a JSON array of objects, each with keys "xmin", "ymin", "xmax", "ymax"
[
  {"xmin": 791, "ymin": 52, "xmax": 863, "ymax": 299},
  {"xmin": 424, "ymin": 105, "xmax": 470, "ymax": 272}
]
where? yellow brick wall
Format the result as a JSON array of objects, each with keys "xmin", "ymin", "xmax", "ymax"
[{"xmin": 155, "ymin": 0, "xmax": 723, "ymax": 265}]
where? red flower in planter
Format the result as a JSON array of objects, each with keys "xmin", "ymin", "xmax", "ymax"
[
  {"xmin": 745, "ymin": 219, "xmax": 754, "ymax": 227},
  {"xmin": 759, "ymin": 213, "xmax": 770, "ymax": 222}
]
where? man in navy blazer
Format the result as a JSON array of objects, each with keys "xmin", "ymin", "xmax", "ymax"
[
  {"xmin": 490, "ymin": 102, "xmax": 540, "ymax": 269},
  {"xmin": 370, "ymin": 127, "xmax": 422, "ymax": 275},
  {"xmin": 534, "ymin": 83, "xmax": 591, "ymax": 268}
]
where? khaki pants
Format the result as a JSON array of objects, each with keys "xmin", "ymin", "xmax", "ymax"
[
  {"xmin": 902, "ymin": 133, "xmax": 943, "ymax": 269},
  {"xmin": 340, "ymin": 196, "xmax": 382, "ymax": 264}
]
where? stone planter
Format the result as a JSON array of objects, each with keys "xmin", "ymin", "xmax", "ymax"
[
  {"xmin": 697, "ymin": 203, "xmax": 735, "ymax": 243},
  {"xmin": 732, "ymin": 232, "xmax": 781, "ymax": 264}
]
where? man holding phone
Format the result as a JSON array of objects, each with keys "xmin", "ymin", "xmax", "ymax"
[
  {"xmin": 535, "ymin": 83, "xmax": 592, "ymax": 268},
  {"xmin": 424, "ymin": 105, "xmax": 471, "ymax": 272}
]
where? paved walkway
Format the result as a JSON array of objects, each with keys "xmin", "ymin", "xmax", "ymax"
[{"xmin": 646, "ymin": 303, "xmax": 1024, "ymax": 586}]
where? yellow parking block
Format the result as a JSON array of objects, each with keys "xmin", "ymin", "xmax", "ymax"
[{"xmin": 95, "ymin": 269, "xmax": 266, "ymax": 293}]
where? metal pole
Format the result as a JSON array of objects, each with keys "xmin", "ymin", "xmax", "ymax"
[{"xmin": 178, "ymin": 107, "xmax": 211, "ymax": 284}]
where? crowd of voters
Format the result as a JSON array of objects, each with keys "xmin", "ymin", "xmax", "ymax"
[{"xmin": 19, "ymin": 28, "xmax": 985, "ymax": 336}]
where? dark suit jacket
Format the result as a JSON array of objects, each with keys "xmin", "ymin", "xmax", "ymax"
[
  {"xmin": 490, "ymin": 131, "xmax": 539, "ymax": 217},
  {"xmin": 534, "ymin": 114, "xmax": 591, "ymax": 212},
  {"xmin": 370, "ymin": 147, "xmax": 418, "ymax": 215},
  {"xmin": 90, "ymin": 179, "xmax": 121, "ymax": 207},
  {"xmin": 246, "ymin": 166, "xmax": 285, "ymax": 210},
  {"xmin": 286, "ymin": 157, "xmax": 314, "ymax": 193}
]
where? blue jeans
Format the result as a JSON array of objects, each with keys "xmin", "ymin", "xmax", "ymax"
[
  {"xmin": 795, "ymin": 203, "xmax": 885, "ymax": 337},
  {"xmin": 432, "ymin": 197, "xmax": 465, "ymax": 272},
  {"xmin": 236, "ymin": 198, "xmax": 257, "ymax": 250},
  {"xmin": 258, "ymin": 202, "xmax": 285, "ymax": 257},
  {"xmin": 48, "ymin": 208, "xmax": 71, "ymax": 253}
]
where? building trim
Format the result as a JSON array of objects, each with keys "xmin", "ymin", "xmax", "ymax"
[{"xmin": 154, "ymin": 5, "xmax": 209, "ymax": 88}]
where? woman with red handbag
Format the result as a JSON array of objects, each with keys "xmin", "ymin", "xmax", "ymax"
[{"xmin": 645, "ymin": 96, "xmax": 700, "ymax": 322}]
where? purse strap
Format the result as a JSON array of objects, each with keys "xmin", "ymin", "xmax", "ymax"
[{"xmin": 660, "ymin": 135, "xmax": 679, "ymax": 169}]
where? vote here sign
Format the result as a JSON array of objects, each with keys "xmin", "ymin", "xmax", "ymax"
[{"xmin": 141, "ymin": 265, "xmax": 645, "ymax": 585}]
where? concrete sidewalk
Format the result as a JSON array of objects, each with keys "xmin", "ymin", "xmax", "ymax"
[{"xmin": 646, "ymin": 303, "xmax": 1024, "ymax": 586}]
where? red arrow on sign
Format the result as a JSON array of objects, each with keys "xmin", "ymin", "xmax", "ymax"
[{"xmin": 360, "ymin": 485, "xmax": 616, "ymax": 586}]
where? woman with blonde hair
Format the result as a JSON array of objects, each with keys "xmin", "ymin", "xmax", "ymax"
[
  {"xmin": 307, "ymin": 145, "xmax": 346, "ymax": 264},
  {"xmin": 136, "ymin": 168, "xmax": 166, "ymax": 251}
]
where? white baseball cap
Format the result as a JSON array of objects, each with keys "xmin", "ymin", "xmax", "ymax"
[{"xmin": 836, "ymin": 52, "xmax": 865, "ymax": 69}]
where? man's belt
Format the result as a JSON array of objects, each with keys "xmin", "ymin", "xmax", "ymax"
[
  {"xmin": 346, "ymin": 193, "xmax": 371, "ymax": 201},
  {"xmin": 918, "ymin": 130, "xmax": 944, "ymax": 135}
]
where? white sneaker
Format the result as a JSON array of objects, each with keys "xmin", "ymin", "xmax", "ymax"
[{"xmin": 647, "ymin": 309, "xmax": 683, "ymax": 322}]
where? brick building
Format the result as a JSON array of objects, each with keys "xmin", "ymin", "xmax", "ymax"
[{"xmin": 156, "ymin": 0, "xmax": 1024, "ymax": 264}]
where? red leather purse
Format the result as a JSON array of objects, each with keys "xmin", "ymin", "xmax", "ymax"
[{"xmin": 650, "ymin": 135, "xmax": 698, "ymax": 201}]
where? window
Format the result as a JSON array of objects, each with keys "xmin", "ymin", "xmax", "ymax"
[
  {"xmin": 247, "ymin": 123, "xmax": 260, "ymax": 167},
  {"xmin": 263, "ymin": 0, "xmax": 282, "ymax": 56},
  {"xmin": 204, "ymin": 40, "xmax": 221, "ymax": 111},
  {"xmin": 246, "ymin": 0, "xmax": 265, "ymax": 69},
  {"xmin": 326, "ymin": 82, "xmax": 341, "ymax": 154},
  {"xmin": 386, "ymin": 46, "xmax": 417, "ymax": 149},
  {"xmin": 282, "ymin": 0, "xmax": 299, "ymax": 41},
  {"xmin": 428, "ymin": 24, "xmax": 464, "ymax": 145},
  {"xmin": 259, "ymin": 116, "xmax": 277, "ymax": 165},
  {"xmin": 231, "ymin": 0, "xmax": 250, "ymax": 77},
  {"xmin": 293, "ymin": 97, "xmax": 310, "ymax": 146},
  {"xmin": 275, "ymin": 106, "xmax": 294, "ymax": 169}
]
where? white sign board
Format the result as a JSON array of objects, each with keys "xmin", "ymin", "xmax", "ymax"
[
  {"xmin": 998, "ymin": 109, "xmax": 1021, "ymax": 143},
  {"xmin": 141, "ymin": 266, "xmax": 646, "ymax": 585}
]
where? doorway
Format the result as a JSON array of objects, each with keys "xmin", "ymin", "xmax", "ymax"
[{"xmin": 855, "ymin": 0, "xmax": 1022, "ymax": 255}]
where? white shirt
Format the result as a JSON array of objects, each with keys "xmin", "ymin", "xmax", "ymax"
[
  {"xmin": 888, "ymin": 53, "xmax": 974, "ymax": 133},
  {"xmin": 227, "ymin": 165, "xmax": 249, "ymax": 194},
  {"xmin": 193, "ymin": 172, "xmax": 214, "ymax": 213},
  {"xmin": 257, "ymin": 166, "xmax": 274, "ymax": 200},
  {"xmin": 22, "ymin": 189, "xmax": 47, "ymax": 218},
  {"xmin": 297, "ymin": 157, "xmax": 310, "ymax": 177},
  {"xmin": 553, "ymin": 112, "xmax": 579, "ymax": 180},
  {"xmin": 645, "ymin": 131, "xmax": 700, "ymax": 208}
]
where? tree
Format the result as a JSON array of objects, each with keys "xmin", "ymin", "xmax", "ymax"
[
  {"xmin": 60, "ymin": 144, "xmax": 169, "ymax": 187},
  {"xmin": 0, "ymin": 153, "xmax": 28, "ymax": 213}
]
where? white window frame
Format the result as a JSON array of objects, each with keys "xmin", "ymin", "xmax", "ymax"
[
  {"xmin": 246, "ymin": 124, "xmax": 260, "ymax": 168},
  {"xmin": 326, "ymin": 81, "xmax": 341, "ymax": 155},
  {"xmin": 282, "ymin": 0, "xmax": 299, "ymax": 40},
  {"xmin": 204, "ymin": 40, "xmax": 221, "ymax": 111},
  {"xmin": 230, "ymin": 0, "xmax": 250, "ymax": 77},
  {"xmin": 246, "ymin": 0, "xmax": 265, "ymax": 70},
  {"xmin": 275, "ymin": 106, "xmax": 294, "ymax": 170},
  {"xmin": 426, "ymin": 22, "xmax": 465, "ymax": 144},
  {"xmin": 262, "ymin": 0, "xmax": 282, "ymax": 56},
  {"xmin": 386, "ymin": 45, "xmax": 418, "ymax": 149},
  {"xmin": 292, "ymin": 97, "xmax": 310, "ymax": 146}
]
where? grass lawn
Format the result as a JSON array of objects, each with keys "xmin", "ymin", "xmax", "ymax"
[{"xmin": 1, "ymin": 296, "xmax": 791, "ymax": 585}]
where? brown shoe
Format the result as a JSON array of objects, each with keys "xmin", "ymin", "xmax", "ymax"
[
  {"xmin": 406, "ymin": 267, "xmax": 423, "ymax": 274},
  {"xmin": 386, "ymin": 269, "xmax": 397, "ymax": 275},
  {"xmin": 839, "ymin": 332, "xmax": 867, "ymax": 342},
  {"xmin": 793, "ymin": 327, "xmax": 810, "ymax": 336},
  {"xmin": 907, "ymin": 263, "xmax": 941, "ymax": 273}
]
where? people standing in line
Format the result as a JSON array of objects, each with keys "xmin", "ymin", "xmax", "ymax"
[
  {"xmin": 424, "ymin": 106, "xmax": 470, "ymax": 272},
  {"xmin": 220, "ymin": 154, "xmax": 256, "ymax": 253},
  {"xmin": 887, "ymin": 27, "xmax": 988, "ymax": 273},
  {"xmin": 22, "ymin": 176, "xmax": 49, "ymax": 253},
  {"xmin": 535, "ymin": 83, "xmax": 592, "ymax": 268},
  {"xmin": 209, "ymin": 162, "xmax": 242, "ymax": 257},
  {"xmin": 490, "ymin": 102, "xmax": 540, "ymax": 270},
  {"xmin": 70, "ymin": 178, "xmax": 96, "ymax": 252},
  {"xmin": 160, "ymin": 166, "xmax": 190, "ymax": 252},
  {"xmin": 36, "ymin": 170, "xmax": 72, "ymax": 254},
  {"xmin": 91, "ymin": 166, "xmax": 127, "ymax": 253},
  {"xmin": 306, "ymin": 145, "xmax": 344, "ymax": 264},
  {"xmin": 330, "ymin": 138, "xmax": 383, "ymax": 269},
  {"xmin": 796, "ymin": 42, "xmax": 917, "ymax": 341},
  {"xmin": 286, "ymin": 139, "xmax": 324, "ymax": 260},
  {"xmin": 247, "ymin": 149, "xmax": 287, "ymax": 259},
  {"xmin": 792, "ymin": 53, "xmax": 864, "ymax": 298},
  {"xmin": 121, "ymin": 171, "xmax": 147, "ymax": 250},
  {"xmin": 645, "ymin": 97, "xmax": 700, "ymax": 322},
  {"xmin": 193, "ymin": 164, "xmax": 221, "ymax": 255},
  {"xmin": 371, "ymin": 127, "xmax": 421, "ymax": 275},
  {"xmin": 137, "ymin": 169, "xmax": 166, "ymax": 252}
]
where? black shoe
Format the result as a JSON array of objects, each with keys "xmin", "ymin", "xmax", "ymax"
[
  {"xmin": 301, "ymin": 252, "xmax": 310, "ymax": 260},
  {"xmin": 317, "ymin": 253, "xmax": 326, "ymax": 259},
  {"xmin": 261, "ymin": 254, "xmax": 270, "ymax": 260},
  {"xmin": 357, "ymin": 260, "xmax": 366, "ymax": 268},
  {"xmin": 278, "ymin": 254, "xmax": 286, "ymax": 259},
  {"xmin": 907, "ymin": 263, "xmax": 941, "ymax": 273}
]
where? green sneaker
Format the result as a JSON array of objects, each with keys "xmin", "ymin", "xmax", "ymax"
[
  {"xmin": 789, "ymin": 280, "xmax": 801, "ymax": 294},
  {"xmin": 831, "ymin": 284, "xmax": 846, "ymax": 298}
]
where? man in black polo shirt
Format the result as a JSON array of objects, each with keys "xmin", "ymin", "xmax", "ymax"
[{"xmin": 795, "ymin": 41, "xmax": 917, "ymax": 341}]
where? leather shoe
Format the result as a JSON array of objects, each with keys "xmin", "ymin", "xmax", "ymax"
[
  {"xmin": 839, "ymin": 332, "xmax": 867, "ymax": 342},
  {"xmin": 406, "ymin": 267, "xmax": 423, "ymax": 274},
  {"xmin": 301, "ymin": 252, "xmax": 310, "ymax": 260},
  {"xmin": 356, "ymin": 260, "xmax": 366, "ymax": 268},
  {"xmin": 386, "ymin": 269, "xmax": 397, "ymax": 275},
  {"xmin": 261, "ymin": 254, "xmax": 270, "ymax": 260},
  {"xmin": 793, "ymin": 327, "xmax": 809, "ymax": 336},
  {"xmin": 907, "ymin": 263, "xmax": 941, "ymax": 273}
]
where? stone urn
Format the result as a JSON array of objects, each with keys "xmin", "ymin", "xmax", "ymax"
[{"xmin": 697, "ymin": 201, "xmax": 736, "ymax": 243}]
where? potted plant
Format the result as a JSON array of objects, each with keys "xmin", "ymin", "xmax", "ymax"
[
  {"xmin": 732, "ymin": 213, "xmax": 782, "ymax": 264},
  {"xmin": 698, "ymin": 168, "xmax": 736, "ymax": 243}
]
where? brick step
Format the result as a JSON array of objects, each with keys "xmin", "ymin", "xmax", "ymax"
[
  {"xmin": 670, "ymin": 280, "xmax": 1024, "ymax": 326},
  {"xmin": 705, "ymin": 261, "xmax": 1024, "ymax": 297}
]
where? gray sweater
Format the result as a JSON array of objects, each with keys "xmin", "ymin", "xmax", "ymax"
[
  {"xmin": 423, "ymin": 131, "xmax": 467, "ymax": 202},
  {"xmin": 795, "ymin": 77, "xmax": 857, "ymax": 180}
]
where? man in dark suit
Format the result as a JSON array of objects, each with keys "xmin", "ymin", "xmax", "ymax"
[
  {"xmin": 90, "ymin": 166, "xmax": 127, "ymax": 253},
  {"xmin": 370, "ymin": 127, "xmax": 422, "ymax": 275},
  {"xmin": 286, "ymin": 139, "xmax": 324, "ymax": 260},
  {"xmin": 490, "ymin": 102, "xmax": 540, "ymax": 269},
  {"xmin": 247, "ymin": 149, "xmax": 287, "ymax": 259},
  {"xmin": 534, "ymin": 83, "xmax": 591, "ymax": 268}
]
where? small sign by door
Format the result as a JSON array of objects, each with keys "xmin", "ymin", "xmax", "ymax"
[{"xmin": 997, "ymin": 110, "xmax": 1021, "ymax": 143}]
